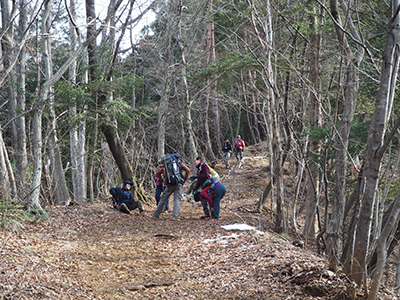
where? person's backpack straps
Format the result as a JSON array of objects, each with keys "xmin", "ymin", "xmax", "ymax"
[
  {"xmin": 202, "ymin": 176, "xmax": 218, "ymax": 189},
  {"xmin": 161, "ymin": 154, "xmax": 184, "ymax": 185}
]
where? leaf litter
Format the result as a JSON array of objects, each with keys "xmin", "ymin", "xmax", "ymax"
[{"xmin": 0, "ymin": 143, "xmax": 399, "ymax": 299}]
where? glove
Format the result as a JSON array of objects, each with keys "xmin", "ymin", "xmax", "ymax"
[{"xmin": 189, "ymin": 175, "xmax": 197, "ymax": 181}]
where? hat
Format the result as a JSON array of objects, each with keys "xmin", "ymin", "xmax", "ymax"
[
  {"xmin": 123, "ymin": 180, "xmax": 134, "ymax": 186},
  {"xmin": 237, "ymin": 135, "xmax": 241, "ymax": 138}
]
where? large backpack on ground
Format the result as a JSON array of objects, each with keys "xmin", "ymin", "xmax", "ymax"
[{"xmin": 161, "ymin": 154, "xmax": 184, "ymax": 185}]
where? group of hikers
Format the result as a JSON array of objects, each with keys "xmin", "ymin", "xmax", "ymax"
[{"xmin": 110, "ymin": 135, "xmax": 246, "ymax": 221}]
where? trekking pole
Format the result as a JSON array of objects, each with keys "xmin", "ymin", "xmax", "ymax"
[{"xmin": 190, "ymin": 191, "xmax": 195, "ymax": 219}]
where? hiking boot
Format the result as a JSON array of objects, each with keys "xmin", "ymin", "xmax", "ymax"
[
  {"xmin": 119, "ymin": 203, "xmax": 130, "ymax": 214},
  {"xmin": 170, "ymin": 217, "xmax": 179, "ymax": 221},
  {"xmin": 200, "ymin": 215, "xmax": 211, "ymax": 219}
]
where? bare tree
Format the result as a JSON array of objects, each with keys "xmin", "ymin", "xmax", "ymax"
[
  {"xmin": 246, "ymin": 0, "xmax": 286, "ymax": 233},
  {"xmin": 303, "ymin": 0, "xmax": 322, "ymax": 241},
  {"xmin": 67, "ymin": 0, "xmax": 87, "ymax": 204},
  {"xmin": 351, "ymin": 0, "xmax": 400, "ymax": 288},
  {"xmin": 325, "ymin": 0, "xmax": 365, "ymax": 272}
]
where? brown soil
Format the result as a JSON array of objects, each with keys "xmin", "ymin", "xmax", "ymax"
[{"xmin": 0, "ymin": 143, "xmax": 398, "ymax": 299}]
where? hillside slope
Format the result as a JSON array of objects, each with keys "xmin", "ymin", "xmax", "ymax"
[{"xmin": 0, "ymin": 143, "xmax": 397, "ymax": 299}]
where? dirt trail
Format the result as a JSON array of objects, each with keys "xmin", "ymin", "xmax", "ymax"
[{"xmin": 0, "ymin": 143, "xmax": 396, "ymax": 299}]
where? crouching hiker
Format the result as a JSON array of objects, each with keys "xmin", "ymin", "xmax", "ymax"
[
  {"xmin": 110, "ymin": 180, "xmax": 145, "ymax": 215},
  {"xmin": 194, "ymin": 182, "xmax": 226, "ymax": 221}
]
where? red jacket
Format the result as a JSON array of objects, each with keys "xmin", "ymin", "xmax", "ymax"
[
  {"xmin": 233, "ymin": 139, "xmax": 245, "ymax": 151},
  {"xmin": 200, "ymin": 186, "xmax": 213, "ymax": 208}
]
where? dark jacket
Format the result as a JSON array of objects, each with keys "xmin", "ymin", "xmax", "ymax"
[
  {"xmin": 110, "ymin": 186, "xmax": 135, "ymax": 208},
  {"xmin": 222, "ymin": 141, "xmax": 232, "ymax": 153}
]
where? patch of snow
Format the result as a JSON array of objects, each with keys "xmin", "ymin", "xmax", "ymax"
[{"xmin": 221, "ymin": 223, "xmax": 264, "ymax": 234}]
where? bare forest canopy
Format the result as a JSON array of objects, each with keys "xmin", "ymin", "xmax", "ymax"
[{"xmin": 1, "ymin": 0, "xmax": 400, "ymax": 299}]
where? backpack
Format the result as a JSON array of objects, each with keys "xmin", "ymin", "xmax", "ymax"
[
  {"xmin": 160, "ymin": 154, "xmax": 184, "ymax": 185},
  {"xmin": 209, "ymin": 166, "xmax": 218, "ymax": 178},
  {"xmin": 202, "ymin": 176, "xmax": 219, "ymax": 189},
  {"xmin": 111, "ymin": 188, "xmax": 122, "ymax": 209}
]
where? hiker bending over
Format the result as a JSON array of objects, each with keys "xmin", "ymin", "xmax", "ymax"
[
  {"xmin": 154, "ymin": 160, "xmax": 169, "ymax": 213},
  {"xmin": 190, "ymin": 157, "xmax": 212, "ymax": 219},
  {"xmin": 153, "ymin": 154, "xmax": 190, "ymax": 220},
  {"xmin": 110, "ymin": 180, "xmax": 145, "ymax": 215},
  {"xmin": 222, "ymin": 138, "xmax": 232, "ymax": 169},
  {"xmin": 194, "ymin": 182, "xmax": 226, "ymax": 221},
  {"xmin": 233, "ymin": 135, "xmax": 245, "ymax": 161}
]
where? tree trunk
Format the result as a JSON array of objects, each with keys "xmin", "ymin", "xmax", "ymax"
[
  {"xmin": 15, "ymin": 0, "xmax": 28, "ymax": 194},
  {"xmin": 303, "ymin": 0, "xmax": 322, "ymax": 241},
  {"xmin": 157, "ymin": 72, "xmax": 173, "ymax": 159},
  {"xmin": 101, "ymin": 124, "xmax": 134, "ymax": 183},
  {"xmin": 177, "ymin": 0, "xmax": 197, "ymax": 160},
  {"xmin": 368, "ymin": 192, "xmax": 400, "ymax": 299},
  {"xmin": 203, "ymin": 0, "xmax": 216, "ymax": 161},
  {"xmin": 42, "ymin": 0, "xmax": 71, "ymax": 206},
  {"xmin": 351, "ymin": 0, "xmax": 400, "ymax": 285},
  {"xmin": 68, "ymin": 0, "xmax": 87, "ymax": 204},
  {"xmin": 0, "ymin": 125, "xmax": 16, "ymax": 201},
  {"xmin": 326, "ymin": 0, "xmax": 364, "ymax": 272},
  {"xmin": 246, "ymin": 0, "xmax": 286, "ymax": 233}
]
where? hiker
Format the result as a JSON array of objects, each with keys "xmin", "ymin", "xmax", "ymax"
[
  {"xmin": 194, "ymin": 181, "xmax": 226, "ymax": 221},
  {"xmin": 190, "ymin": 157, "xmax": 212, "ymax": 219},
  {"xmin": 233, "ymin": 135, "xmax": 245, "ymax": 161},
  {"xmin": 152, "ymin": 154, "xmax": 190, "ymax": 220},
  {"xmin": 154, "ymin": 161, "xmax": 169, "ymax": 213},
  {"xmin": 222, "ymin": 138, "xmax": 232, "ymax": 169},
  {"xmin": 110, "ymin": 180, "xmax": 145, "ymax": 215}
]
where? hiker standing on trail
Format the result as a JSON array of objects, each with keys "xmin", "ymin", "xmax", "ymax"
[
  {"xmin": 222, "ymin": 138, "xmax": 232, "ymax": 169},
  {"xmin": 194, "ymin": 182, "xmax": 226, "ymax": 221},
  {"xmin": 233, "ymin": 135, "xmax": 245, "ymax": 161},
  {"xmin": 190, "ymin": 157, "xmax": 212, "ymax": 219},
  {"xmin": 154, "ymin": 161, "xmax": 169, "ymax": 213},
  {"xmin": 153, "ymin": 154, "xmax": 190, "ymax": 220},
  {"xmin": 110, "ymin": 181, "xmax": 145, "ymax": 215}
]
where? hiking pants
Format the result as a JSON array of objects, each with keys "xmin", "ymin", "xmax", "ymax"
[
  {"xmin": 155, "ymin": 185, "xmax": 169, "ymax": 211},
  {"xmin": 235, "ymin": 149, "xmax": 243, "ymax": 160},
  {"xmin": 153, "ymin": 183, "xmax": 182, "ymax": 219},
  {"xmin": 201, "ymin": 198, "xmax": 210, "ymax": 216},
  {"xmin": 223, "ymin": 152, "xmax": 230, "ymax": 168},
  {"xmin": 124, "ymin": 200, "xmax": 144, "ymax": 212},
  {"xmin": 211, "ymin": 184, "xmax": 226, "ymax": 220}
]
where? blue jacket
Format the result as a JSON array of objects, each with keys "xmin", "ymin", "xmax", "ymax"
[{"xmin": 110, "ymin": 186, "xmax": 135, "ymax": 206}]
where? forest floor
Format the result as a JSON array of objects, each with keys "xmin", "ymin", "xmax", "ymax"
[{"xmin": 1, "ymin": 142, "xmax": 399, "ymax": 299}]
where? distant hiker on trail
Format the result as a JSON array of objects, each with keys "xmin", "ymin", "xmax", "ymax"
[
  {"xmin": 154, "ymin": 160, "xmax": 169, "ymax": 213},
  {"xmin": 152, "ymin": 154, "xmax": 190, "ymax": 220},
  {"xmin": 222, "ymin": 138, "xmax": 232, "ymax": 169},
  {"xmin": 233, "ymin": 135, "xmax": 245, "ymax": 161},
  {"xmin": 110, "ymin": 181, "xmax": 145, "ymax": 215},
  {"xmin": 194, "ymin": 182, "xmax": 226, "ymax": 221}
]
